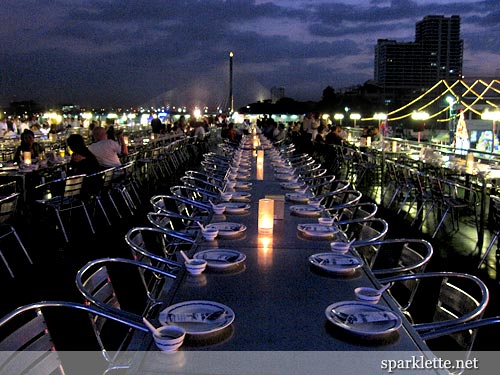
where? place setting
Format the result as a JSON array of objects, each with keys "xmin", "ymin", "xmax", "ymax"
[
  {"xmin": 308, "ymin": 252, "xmax": 364, "ymax": 275},
  {"xmin": 280, "ymin": 181, "xmax": 306, "ymax": 190},
  {"xmin": 324, "ymin": 300, "xmax": 402, "ymax": 339},
  {"xmin": 289, "ymin": 204, "xmax": 322, "ymax": 217},
  {"xmin": 285, "ymin": 192, "xmax": 314, "ymax": 203},
  {"xmin": 297, "ymin": 223, "xmax": 342, "ymax": 240},
  {"xmin": 193, "ymin": 248, "xmax": 247, "ymax": 271},
  {"xmin": 219, "ymin": 202, "xmax": 251, "ymax": 215},
  {"xmin": 159, "ymin": 300, "xmax": 235, "ymax": 337},
  {"xmin": 229, "ymin": 191, "xmax": 251, "ymax": 202},
  {"xmin": 205, "ymin": 222, "xmax": 247, "ymax": 238}
]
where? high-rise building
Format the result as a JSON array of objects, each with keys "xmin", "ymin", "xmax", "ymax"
[{"xmin": 375, "ymin": 15, "xmax": 463, "ymax": 106}]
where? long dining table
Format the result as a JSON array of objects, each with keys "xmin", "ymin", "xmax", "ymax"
[{"xmin": 126, "ymin": 137, "xmax": 444, "ymax": 375}]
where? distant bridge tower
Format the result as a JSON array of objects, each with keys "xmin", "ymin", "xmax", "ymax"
[{"xmin": 229, "ymin": 51, "xmax": 234, "ymax": 114}]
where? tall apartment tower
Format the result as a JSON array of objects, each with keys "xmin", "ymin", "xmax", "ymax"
[{"xmin": 375, "ymin": 15, "xmax": 463, "ymax": 105}]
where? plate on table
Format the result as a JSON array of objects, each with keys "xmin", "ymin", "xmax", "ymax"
[
  {"xmin": 236, "ymin": 173, "xmax": 250, "ymax": 180},
  {"xmin": 285, "ymin": 192, "xmax": 313, "ymax": 203},
  {"xmin": 159, "ymin": 300, "xmax": 235, "ymax": 335},
  {"xmin": 325, "ymin": 301, "xmax": 402, "ymax": 337},
  {"xmin": 193, "ymin": 249, "xmax": 246, "ymax": 269},
  {"xmin": 222, "ymin": 202, "xmax": 251, "ymax": 214},
  {"xmin": 235, "ymin": 181, "xmax": 252, "ymax": 190},
  {"xmin": 297, "ymin": 224, "xmax": 338, "ymax": 239},
  {"xmin": 230, "ymin": 192, "xmax": 251, "ymax": 202},
  {"xmin": 275, "ymin": 173, "xmax": 296, "ymax": 182},
  {"xmin": 206, "ymin": 222, "xmax": 247, "ymax": 237},
  {"xmin": 275, "ymin": 167, "xmax": 294, "ymax": 174},
  {"xmin": 281, "ymin": 182, "xmax": 306, "ymax": 190},
  {"xmin": 290, "ymin": 205, "xmax": 322, "ymax": 217},
  {"xmin": 308, "ymin": 253, "xmax": 363, "ymax": 274}
]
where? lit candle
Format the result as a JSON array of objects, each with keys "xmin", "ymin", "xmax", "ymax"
[
  {"xmin": 366, "ymin": 136, "xmax": 371, "ymax": 147},
  {"xmin": 257, "ymin": 150, "xmax": 264, "ymax": 166},
  {"xmin": 23, "ymin": 151, "xmax": 32, "ymax": 165},
  {"xmin": 123, "ymin": 136, "xmax": 129, "ymax": 146},
  {"xmin": 392, "ymin": 140, "xmax": 398, "ymax": 153},
  {"xmin": 256, "ymin": 164, "xmax": 264, "ymax": 180},
  {"xmin": 258, "ymin": 198, "xmax": 274, "ymax": 234}
]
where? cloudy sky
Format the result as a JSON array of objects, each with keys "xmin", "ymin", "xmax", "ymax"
[{"xmin": 0, "ymin": 0, "xmax": 499, "ymax": 110}]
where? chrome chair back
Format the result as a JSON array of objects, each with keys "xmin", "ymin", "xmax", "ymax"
[
  {"xmin": 75, "ymin": 257, "xmax": 176, "ymax": 318},
  {"xmin": 352, "ymin": 238, "xmax": 433, "ymax": 277},
  {"xmin": 0, "ymin": 192, "xmax": 33, "ymax": 277},
  {"xmin": 419, "ymin": 316, "xmax": 500, "ymax": 374},
  {"xmin": 83, "ymin": 167, "xmax": 116, "ymax": 225},
  {"xmin": 126, "ymin": 226, "xmax": 192, "ymax": 268},
  {"xmin": 478, "ymin": 195, "xmax": 500, "ymax": 268},
  {"xmin": 379, "ymin": 271, "xmax": 489, "ymax": 334},
  {"xmin": 34, "ymin": 174, "xmax": 95, "ymax": 243},
  {"xmin": 0, "ymin": 300, "xmax": 149, "ymax": 374},
  {"xmin": 146, "ymin": 211, "xmax": 199, "ymax": 239}
]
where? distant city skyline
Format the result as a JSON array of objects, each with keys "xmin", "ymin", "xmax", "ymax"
[{"xmin": 1, "ymin": 1, "xmax": 499, "ymax": 110}]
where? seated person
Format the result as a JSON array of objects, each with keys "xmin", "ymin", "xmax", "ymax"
[
  {"xmin": 67, "ymin": 134, "xmax": 102, "ymax": 175},
  {"xmin": 325, "ymin": 125, "xmax": 344, "ymax": 145},
  {"xmin": 88, "ymin": 126, "xmax": 128, "ymax": 168},
  {"xmin": 13, "ymin": 129, "xmax": 44, "ymax": 163}
]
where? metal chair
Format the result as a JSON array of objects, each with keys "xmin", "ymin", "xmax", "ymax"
[
  {"xmin": 0, "ymin": 300, "xmax": 149, "ymax": 375},
  {"xmin": 303, "ymin": 174, "xmax": 335, "ymax": 196},
  {"xmin": 170, "ymin": 184, "xmax": 218, "ymax": 205},
  {"xmin": 478, "ymin": 195, "xmax": 500, "ymax": 268},
  {"xmin": 0, "ymin": 192, "xmax": 33, "ymax": 277},
  {"xmin": 320, "ymin": 189, "xmax": 363, "ymax": 211},
  {"xmin": 335, "ymin": 202, "xmax": 378, "ymax": 222},
  {"xmin": 110, "ymin": 161, "xmax": 141, "ymax": 217},
  {"xmin": 352, "ymin": 238, "xmax": 433, "ymax": 277},
  {"xmin": 428, "ymin": 177, "xmax": 479, "ymax": 238},
  {"xmin": 146, "ymin": 211, "xmax": 199, "ymax": 239},
  {"xmin": 125, "ymin": 226, "xmax": 193, "ymax": 271},
  {"xmin": 338, "ymin": 217, "xmax": 389, "ymax": 266},
  {"xmin": 379, "ymin": 272, "xmax": 489, "ymax": 334},
  {"xmin": 75, "ymin": 257, "xmax": 177, "ymax": 319},
  {"xmin": 150, "ymin": 194, "xmax": 211, "ymax": 224},
  {"xmin": 419, "ymin": 316, "xmax": 500, "ymax": 375},
  {"xmin": 34, "ymin": 174, "xmax": 95, "ymax": 243},
  {"xmin": 340, "ymin": 217, "xmax": 389, "ymax": 242},
  {"xmin": 83, "ymin": 167, "xmax": 117, "ymax": 225}
]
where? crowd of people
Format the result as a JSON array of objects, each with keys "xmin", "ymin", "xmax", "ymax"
[{"xmin": 4, "ymin": 111, "xmax": 384, "ymax": 181}]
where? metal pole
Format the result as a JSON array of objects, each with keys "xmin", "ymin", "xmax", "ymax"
[
  {"xmin": 229, "ymin": 52, "xmax": 234, "ymax": 114},
  {"xmin": 493, "ymin": 120, "xmax": 496, "ymax": 153}
]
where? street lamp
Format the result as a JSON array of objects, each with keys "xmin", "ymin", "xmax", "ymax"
[
  {"xmin": 411, "ymin": 111, "xmax": 429, "ymax": 143},
  {"xmin": 334, "ymin": 113, "xmax": 344, "ymax": 126},
  {"xmin": 481, "ymin": 109, "xmax": 500, "ymax": 153},
  {"xmin": 446, "ymin": 96, "xmax": 456, "ymax": 144},
  {"xmin": 350, "ymin": 113, "xmax": 361, "ymax": 127}
]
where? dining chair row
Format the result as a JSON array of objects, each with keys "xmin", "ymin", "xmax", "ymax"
[
  {"xmin": 32, "ymin": 161, "xmax": 141, "ymax": 243},
  {"xmin": 0, "ymin": 256, "xmax": 180, "ymax": 375}
]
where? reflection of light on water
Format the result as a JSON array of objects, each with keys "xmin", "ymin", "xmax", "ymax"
[{"xmin": 258, "ymin": 235, "xmax": 273, "ymax": 267}]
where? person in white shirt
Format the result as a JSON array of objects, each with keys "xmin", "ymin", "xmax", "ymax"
[
  {"xmin": 193, "ymin": 121, "xmax": 206, "ymax": 139},
  {"xmin": 89, "ymin": 126, "xmax": 128, "ymax": 168}
]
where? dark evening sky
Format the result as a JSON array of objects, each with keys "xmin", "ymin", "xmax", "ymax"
[{"xmin": 1, "ymin": 0, "xmax": 499, "ymax": 109}]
